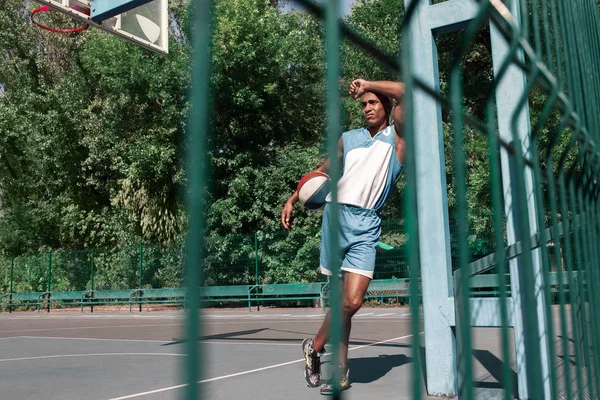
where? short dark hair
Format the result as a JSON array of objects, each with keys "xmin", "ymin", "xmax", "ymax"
[{"xmin": 370, "ymin": 91, "xmax": 393, "ymax": 115}]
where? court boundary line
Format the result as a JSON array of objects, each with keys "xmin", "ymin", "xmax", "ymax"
[
  {"xmin": 0, "ymin": 318, "xmax": 414, "ymax": 335},
  {"xmin": 0, "ymin": 352, "xmax": 185, "ymax": 363},
  {"xmin": 0, "ymin": 323, "xmax": 184, "ymax": 334},
  {"xmin": 13, "ymin": 335, "xmax": 303, "ymax": 346},
  {"xmin": 17, "ymin": 335, "xmax": 167, "ymax": 343},
  {"xmin": 108, "ymin": 331, "xmax": 423, "ymax": 400},
  {"xmin": 15, "ymin": 335, "xmax": 401, "ymax": 347}
]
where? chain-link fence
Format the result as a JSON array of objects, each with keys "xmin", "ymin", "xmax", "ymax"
[{"xmin": 0, "ymin": 216, "xmax": 497, "ymax": 293}]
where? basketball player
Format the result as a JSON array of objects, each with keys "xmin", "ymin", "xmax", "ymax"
[{"xmin": 281, "ymin": 78, "xmax": 405, "ymax": 394}]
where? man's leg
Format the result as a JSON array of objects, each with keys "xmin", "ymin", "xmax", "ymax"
[
  {"xmin": 313, "ymin": 310, "xmax": 331, "ymax": 353},
  {"xmin": 317, "ymin": 272, "xmax": 371, "ymax": 395},
  {"xmin": 312, "ymin": 272, "xmax": 371, "ymax": 363},
  {"xmin": 302, "ymin": 278, "xmax": 336, "ymax": 388},
  {"xmin": 339, "ymin": 272, "xmax": 371, "ymax": 368}
]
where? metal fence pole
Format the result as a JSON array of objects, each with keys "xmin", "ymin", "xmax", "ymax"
[
  {"xmin": 90, "ymin": 249, "xmax": 95, "ymax": 291},
  {"xmin": 9, "ymin": 259, "xmax": 13, "ymax": 313},
  {"xmin": 400, "ymin": 3, "xmax": 423, "ymax": 397},
  {"xmin": 186, "ymin": 0, "xmax": 214, "ymax": 397},
  {"xmin": 90, "ymin": 249, "xmax": 95, "ymax": 313},
  {"xmin": 139, "ymin": 244, "xmax": 143, "ymax": 312},
  {"xmin": 254, "ymin": 233, "xmax": 259, "ymax": 286},
  {"xmin": 325, "ymin": 0, "xmax": 342, "ymax": 395},
  {"xmin": 46, "ymin": 252, "xmax": 52, "ymax": 313}
]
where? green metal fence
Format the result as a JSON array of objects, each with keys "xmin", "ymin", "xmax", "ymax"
[
  {"xmin": 0, "ymin": 218, "xmax": 496, "ymax": 296},
  {"xmin": 0, "ymin": 0, "xmax": 597, "ymax": 397},
  {"xmin": 186, "ymin": 0, "xmax": 600, "ymax": 398}
]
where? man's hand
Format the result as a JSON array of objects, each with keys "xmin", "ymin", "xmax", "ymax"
[
  {"xmin": 281, "ymin": 200, "xmax": 295, "ymax": 230},
  {"xmin": 349, "ymin": 79, "xmax": 369, "ymax": 99}
]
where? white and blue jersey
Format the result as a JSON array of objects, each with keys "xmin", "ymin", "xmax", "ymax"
[{"xmin": 320, "ymin": 125, "xmax": 404, "ymax": 279}]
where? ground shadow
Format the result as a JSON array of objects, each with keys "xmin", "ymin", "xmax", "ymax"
[
  {"xmin": 420, "ymin": 346, "xmax": 428, "ymax": 393},
  {"xmin": 163, "ymin": 328, "xmax": 269, "ymax": 345},
  {"xmin": 472, "ymin": 349, "xmax": 518, "ymax": 392},
  {"xmin": 346, "ymin": 354, "xmax": 412, "ymax": 383},
  {"xmin": 162, "ymin": 328, "xmax": 415, "ymax": 347}
]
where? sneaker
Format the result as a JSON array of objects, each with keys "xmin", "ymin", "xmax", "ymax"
[
  {"xmin": 320, "ymin": 365, "xmax": 350, "ymax": 395},
  {"xmin": 302, "ymin": 338, "xmax": 322, "ymax": 388}
]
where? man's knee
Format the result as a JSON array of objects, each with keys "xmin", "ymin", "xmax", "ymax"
[{"xmin": 343, "ymin": 295, "xmax": 363, "ymax": 315}]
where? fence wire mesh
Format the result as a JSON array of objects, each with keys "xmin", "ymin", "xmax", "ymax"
[
  {"xmin": 0, "ymin": 0, "xmax": 597, "ymax": 398},
  {"xmin": 1, "ymin": 220, "xmax": 422, "ymax": 292},
  {"xmin": 184, "ymin": 0, "xmax": 600, "ymax": 398}
]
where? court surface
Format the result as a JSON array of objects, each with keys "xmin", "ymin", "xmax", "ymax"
[{"xmin": 0, "ymin": 307, "xmax": 515, "ymax": 399}]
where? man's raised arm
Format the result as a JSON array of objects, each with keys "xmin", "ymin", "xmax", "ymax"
[{"xmin": 349, "ymin": 79, "xmax": 405, "ymax": 103}]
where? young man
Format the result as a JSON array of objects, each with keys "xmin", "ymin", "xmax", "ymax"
[{"xmin": 281, "ymin": 79, "xmax": 405, "ymax": 394}]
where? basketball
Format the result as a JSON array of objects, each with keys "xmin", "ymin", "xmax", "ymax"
[{"xmin": 297, "ymin": 171, "xmax": 330, "ymax": 211}]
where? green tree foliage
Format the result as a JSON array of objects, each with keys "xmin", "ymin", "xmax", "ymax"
[
  {"xmin": 0, "ymin": 0, "xmax": 190, "ymax": 257},
  {"xmin": 1, "ymin": 0, "xmax": 558, "ymax": 291},
  {"xmin": 208, "ymin": 0, "xmax": 325, "ymax": 233}
]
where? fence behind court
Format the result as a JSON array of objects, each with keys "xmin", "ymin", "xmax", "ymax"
[{"xmin": 0, "ymin": 216, "xmax": 496, "ymax": 295}]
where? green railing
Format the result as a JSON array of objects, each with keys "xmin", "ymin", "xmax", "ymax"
[{"xmin": 0, "ymin": 218, "xmax": 495, "ymax": 295}]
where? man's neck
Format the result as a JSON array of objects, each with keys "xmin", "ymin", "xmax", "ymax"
[{"xmin": 367, "ymin": 122, "xmax": 389, "ymax": 137}]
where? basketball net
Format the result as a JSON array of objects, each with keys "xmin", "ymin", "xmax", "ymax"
[{"xmin": 30, "ymin": 5, "xmax": 89, "ymax": 67}]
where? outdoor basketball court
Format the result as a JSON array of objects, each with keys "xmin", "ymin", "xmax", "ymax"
[{"xmin": 0, "ymin": 307, "xmax": 519, "ymax": 400}]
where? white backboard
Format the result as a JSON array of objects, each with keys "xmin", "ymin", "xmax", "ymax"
[{"xmin": 34, "ymin": 0, "xmax": 168, "ymax": 54}]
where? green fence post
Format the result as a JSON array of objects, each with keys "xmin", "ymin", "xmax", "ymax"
[
  {"xmin": 324, "ymin": 0, "xmax": 342, "ymax": 394},
  {"xmin": 186, "ymin": 0, "xmax": 214, "ymax": 395},
  {"xmin": 46, "ymin": 252, "xmax": 52, "ymax": 313},
  {"xmin": 254, "ymin": 233, "xmax": 258, "ymax": 286},
  {"xmin": 8, "ymin": 259, "xmax": 13, "ymax": 313},
  {"xmin": 254, "ymin": 232, "xmax": 259, "ymax": 312},
  {"xmin": 139, "ymin": 244, "xmax": 143, "ymax": 312},
  {"xmin": 90, "ymin": 249, "xmax": 95, "ymax": 313}
]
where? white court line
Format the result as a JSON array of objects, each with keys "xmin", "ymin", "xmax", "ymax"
[
  {"xmin": 13, "ymin": 335, "xmax": 300, "ymax": 346},
  {"xmin": 0, "ymin": 323, "xmax": 183, "ymax": 334},
  {"xmin": 355, "ymin": 312, "xmax": 374, "ymax": 317},
  {"xmin": 0, "ymin": 319, "xmax": 331, "ymax": 334},
  {"xmin": 377, "ymin": 313, "xmax": 395, "ymax": 317},
  {"xmin": 0, "ymin": 352, "xmax": 185, "ymax": 363},
  {"xmin": 6, "ymin": 315, "xmax": 184, "ymax": 320},
  {"xmin": 17, "ymin": 336, "xmax": 166, "ymax": 343},
  {"xmin": 204, "ymin": 341, "xmax": 299, "ymax": 346},
  {"xmin": 108, "ymin": 331, "xmax": 424, "ymax": 400},
  {"xmin": 2, "ymin": 318, "xmax": 411, "ymax": 335}
]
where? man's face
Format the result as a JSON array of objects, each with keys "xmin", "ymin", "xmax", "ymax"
[{"xmin": 361, "ymin": 92, "xmax": 388, "ymax": 127}]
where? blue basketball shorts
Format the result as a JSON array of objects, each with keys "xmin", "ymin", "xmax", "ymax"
[{"xmin": 319, "ymin": 203, "xmax": 381, "ymax": 279}]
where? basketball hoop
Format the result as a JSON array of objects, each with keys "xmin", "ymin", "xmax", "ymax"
[{"xmin": 30, "ymin": 5, "xmax": 89, "ymax": 33}]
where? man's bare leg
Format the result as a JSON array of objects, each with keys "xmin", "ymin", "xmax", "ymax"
[
  {"xmin": 340, "ymin": 273, "xmax": 371, "ymax": 368},
  {"xmin": 312, "ymin": 273, "xmax": 372, "ymax": 366},
  {"xmin": 313, "ymin": 298, "xmax": 333, "ymax": 352}
]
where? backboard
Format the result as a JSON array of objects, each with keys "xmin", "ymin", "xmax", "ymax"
[{"xmin": 32, "ymin": 0, "xmax": 168, "ymax": 54}]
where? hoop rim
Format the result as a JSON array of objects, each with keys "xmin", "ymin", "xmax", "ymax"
[{"xmin": 30, "ymin": 5, "xmax": 89, "ymax": 33}]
